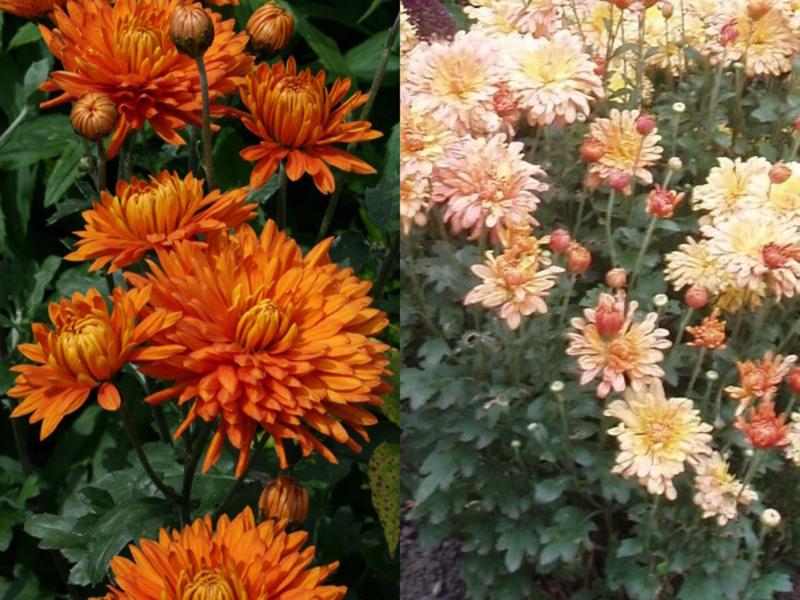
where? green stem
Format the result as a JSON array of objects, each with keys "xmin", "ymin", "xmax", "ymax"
[
  {"xmin": 151, "ymin": 404, "xmax": 172, "ymax": 446},
  {"xmin": 315, "ymin": 12, "xmax": 400, "ymax": 244},
  {"xmin": 120, "ymin": 394, "xmax": 185, "ymax": 504},
  {"xmin": 188, "ymin": 126, "xmax": 198, "ymax": 176},
  {"xmin": 195, "ymin": 55, "xmax": 216, "ymax": 192},
  {"xmin": 0, "ymin": 105, "xmax": 28, "ymax": 149},
  {"xmin": 277, "ymin": 161, "xmax": 287, "ymax": 230},
  {"xmin": 630, "ymin": 215, "xmax": 658, "ymax": 290},
  {"xmin": 95, "ymin": 139, "xmax": 107, "ymax": 193},
  {"xmin": 119, "ymin": 129, "xmax": 137, "ymax": 184},
  {"xmin": 706, "ymin": 59, "xmax": 725, "ymax": 137},
  {"xmin": 105, "ymin": 272, "xmax": 116, "ymax": 295},
  {"xmin": 632, "ymin": 8, "xmax": 647, "ymax": 109},
  {"xmin": 605, "ymin": 189, "xmax": 618, "ymax": 268},
  {"xmin": 686, "ymin": 347, "xmax": 707, "ymax": 397},
  {"xmin": 211, "ymin": 433, "xmax": 271, "ymax": 520},
  {"xmin": 372, "ymin": 233, "xmax": 399, "ymax": 302},
  {"xmin": 666, "ymin": 308, "xmax": 694, "ymax": 367},
  {"xmin": 180, "ymin": 419, "xmax": 217, "ymax": 525},
  {"xmin": 739, "ymin": 526, "xmax": 768, "ymax": 600},
  {"xmin": 558, "ymin": 274, "xmax": 577, "ymax": 329}
]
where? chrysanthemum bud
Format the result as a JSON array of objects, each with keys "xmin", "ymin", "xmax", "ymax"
[
  {"xmin": 169, "ymin": 2, "xmax": 215, "ymax": 59},
  {"xmin": 667, "ymin": 156, "xmax": 683, "ymax": 171},
  {"xmin": 591, "ymin": 56, "xmax": 606, "ymax": 77},
  {"xmin": 596, "ymin": 300, "xmax": 626, "ymax": 338},
  {"xmin": 246, "ymin": 1, "xmax": 295, "ymax": 54},
  {"xmin": 527, "ymin": 422, "xmax": 539, "ymax": 432},
  {"xmin": 788, "ymin": 368, "xmax": 800, "ymax": 394},
  {"xmin": 550, "ymin": 380, "xmax": 565, "ymax": 393},
  {"xmin": 580, "ymin": 137, "xmax": 605, "ymax": 162},
  {"xmin": 635, "ymin": 114, "xmax": 656, "ymax": 134},
  {"xmin": 646, "ymin": 185, "xmax": 684, "ymax": 218},
  {"xmin": 769, "ymin": 162, "xmax": 792, "ymax": 185},
  {"xmin": 258, "ymin": 474, "xmax": 309, "ymax": 527},
  {"xmin": 605, "ymin": 268, "xmax": 627, "ymax": 289},
  {"xmin": 761, "ymin": 508, "xmax": 781, "ymax": 528},
  {"xmin": 684, "ymin": 285, "xmax": 709, "ymax": 309},
  {"xmin": 607, "ymin": 170, "xmax": 629, "ymax": 191},
  {"xmin": 747, "ymin": 0, "xmax": 772, "ymax": 20},
  {"xmin": 762, "ymin": 242, "xmax": 791, "ymax": 269},
  {"xmin": 720, "ymin": 21, "xmax": 739, "ymax": 46},
  {"xmin": 78, "ymin": 155, "xmax": 98, "ymax": 173},
  {"xmin": 706, "ymin": 370, "xmax": 719, "ymax": 381},
  {"xmin": 70, "ymin": 92, "xmax": 119, "ymax": 142},
  {"xmin": 549, "ymin": 228, "xmax": 571, "ymax": 254},
  {"xmin": 653, "ymin": 293, "xmax": 669, "ymax": 308},
  {"xmin": 510, "ymin": 439, "xmax": 522, "ymax": 449},
  {"xmin": 658, "ymin": 1, "xmax": 673, "ymax": 18},
  {"xmin": 566, "ymin": 243, "xmax": 591, "ymax": 274},
  {"xmin": 672, "ymin": 102, "xmax": 686, "ymax": 114}
]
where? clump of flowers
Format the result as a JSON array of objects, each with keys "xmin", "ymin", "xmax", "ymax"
[
  {"xmin": 692, "ymin": 451, "xmax": 758, "ymax": 526},
  {"xmin": 686, "ymin": 309, "xmax": 727, "ymax": 349},
  {"xmin": 725, "ymin": 351, "xmax": 798, "ymax": 415}
]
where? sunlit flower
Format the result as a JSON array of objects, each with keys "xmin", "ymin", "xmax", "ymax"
[
  {"xmin": 125, "ymin": 222, "xmax": 391, "ymax": 476},
  {"xmin": 686, "ymin": 309, "xmax": 727, "ymax": 349},
  {"xmin": 239, "ymin": 57, "xmax": 381, "ymax": 193},
  {"xmin": 8, "ymin": 287, "xmax": 182, "ymax": 439},
  {"xmin": 400, "ymin": 168, "xmax": 431, "ymax": 235},
  {"xmin": 736, "ymin": 399, "xmax": 790, "ymax": 448},
  {"xmin": 605, "ymin": 379, "xmax": 713, "ymax": 500},
  {"xmin": 664, "ymin": 236, "xmax": 733, "ymax": 295},
  {"xmin": 726, "ymin": 351, "xmax": 797, "ymax": 415},
  {"xmin": 403, "ymin": 31, "xmax": 505, "ymax": 136},
  {"xmin": 0, "ymin": 0, "xmax": 64, "ymax": 20},
  {"xmin": 91, "ymin": 507, "xmax": 345, "ymax": 600},
  {"xmin": 691, "ymin": 157, "xmax": 771, "ymax": 225},
  {"xmin": 566, "ymin": 291, "xmax": 671, "ymax": 399},
  {"xmin": 464, "ymin": 248, "xmax": 564, "ymax": 330},
  {"xmin": 65, "ymin": 171, "xmax": 256, "ymax": 273},
  {"xmin": 40, "ymin": 0, "xmax": 253, "ymax": 158},
  {"xmin": 503, "ymin": 30, "xmax": 604, "ymax": 127},
  {"xmin": 693, "ymin": 451, "xmax": 758, "ymax": 526},
  {"xmin": 466, "ymin": 0, "xmax": 564, "ymax": 36},
  {"xmin": 432, "ymin": 134, "xmax": 548, "ymax": 240},
  {"xmin": 585, "ymin": 109, "xmax": 663, "ymax": 190}
]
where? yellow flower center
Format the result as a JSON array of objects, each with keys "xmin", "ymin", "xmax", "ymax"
[
  {"xmin": 272, "ymin": 77, "xmax": 324, "ymax": 144},
  {"xmin": 117, "ymin": 177, "xmax": 200, "ymax": 240},
  {"xmin": 117, "ymin": 20, "xmax": 168, "ymax": 72},
  {"xmin": 178, "ymin": 569, "xmax": 238, "ymax": 600},
  {"xmin": 56, "ymin": 316, "xmax": 115, "ymax": 381},
  {"xmin": 523, "ymin": 52, "xmax": 576, "ymax": 86},
  {"xmin": 607, "ymin": 336, "xmax": 639, "ymax": 371},
  {"xmin": 235, "ymin": 300, "xmax": 292, "ymax": 352},
  {"xmin": 641, "ymin": 412, "xmax": 676, "ymax": 449},
  {"xmin": 431, "ymin": 61, "xmax": 482, "ymax": 101}
]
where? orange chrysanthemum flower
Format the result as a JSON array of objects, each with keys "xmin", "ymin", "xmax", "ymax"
[
  {"xmin": 8, "ymin": 287, "xmax": 182, "ymax": 439},
  {"xmin": 65, "ymin": 171, "xmax": 256, "ymax": 273},
  {"xmin": 125, "ymin": 222, "xmax": 391, "ymax": 476},
  {"xmin": 686, "ymin": 309, "xmax": 727, "ymax": 350},
  {"xmin": 90, "ymin": 507, "xmax": 345, "ymax": 600},
  {"xmin": 725, "ymin": 351, "xmax": 797, "ymax": 415},
  {"xmin": 239, "ymin": 57, "xmax": 382, "ymax": 193},
  {"xmin": 0, "ymin": 0, "xmax": 64, "ymax": 20},
  {"xmin": 39, "ymin": 0, "xmax": 254, "ymax": 158},
  {"xmin": 736, "ymin": 400, "xmax": 790, "ymax": 449}
]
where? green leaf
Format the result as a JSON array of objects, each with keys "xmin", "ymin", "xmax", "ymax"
[
  {"xmin": 363, "ymin": 174, "xmax": 399, "ymax": 237},
  {"xmin": 345, "ymin": 30, "xmax": 399, "ymax": 82},
  {"xmin": 245, "ymin": 173, "xmax": 280, "ymax": 205},
  {"xmin": 497, "ymin": 526, "xmax": 538, "ymax": 573},
  {"xmin": 15, "ymin": 165, "xmax": 36, "ymax": 237},
  {"xmin": 368, "ymin": 441, "xmax": 399, "ymax": 557},
  {"xmin": 45, "ymin": 143, "xmax": 84, "ymax": 207},
  {"xmin": 22, "ymin": 58, "xmax": 51, "ymax": 105},
  {"xmin": 8, "ymin": 23, "xmax": 42, "ymax": 50},
  {"xmin": 534, "ymin": 477, "xmax": 569, "ymax": 504},
  {"xmin": 47, "ymin": 197, "xmax": 93, "ymax": 225},
  {"xmin": 357, "ymin": 0, "xmax": 387, "ymax": 23},
  {"xmin": 0, "ymin": 115, "xmax": 79, "ymax": 170},
  {"xmin": 25, "ymin": 514, "xmax": 85, "ymax": 549},
  {"xmin": 284, "ymin": 3, "xmax": 353, "ymax": 79},
  {"xmin": 0, "ymin": 201, "xmax": 7, "ymax": 258},
  {"xmin": 380, "ymin": 348, "xmax": 399, "ymax": 426},
  {"xmin": 382, "ymin": 121, "xmax": 399, "ymax": 175},
  {"xmin": 330, "ymin": 230, "xmax": 369, "ymax": 273},
  {"xmin": 28, "ymin": 256, "xmax": 61, "ymax": 317},
  {"xmin": 744, "ymin": 572, "xmax": 793, "ymax": 599}
]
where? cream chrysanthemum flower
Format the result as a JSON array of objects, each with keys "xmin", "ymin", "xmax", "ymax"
[
  {"xmin": 400, "ymin": 168, "xmax": 430, "ymax": 235},
  {"xmin": 784, "ymin": 411, "xmax": 800, "ymax": 465},
  {"xmin": 565, "ymin": 292, "xmax": 671, "ymax": 399},
  {"xmin": 691, "ymin": 157, "xmax": 771, "ymax": 225},
  {"xmin": 503, "ymin": 30, "xmax": 604, "ymax": 126},
  {"xmin": 586, "ymin": 109, "xmax": 663, "ymax": 189},
  {"xmin": 693, "ymin": 451, "xmax": 758, "ymax": 526},
  {"xmin": 464, "ymin": 249, "xmax": 564, "ymax": 330},
  {"xmin": 464, "ymin": 0, "xmax": 526, "ymax": 36},
  {"xmin": 403, "ymin": 31, "xmax": 505, "ymax": 136},
  {"xmin": 400, "ymin": 89, "xmax": 458, "ymax": 179},
  {"xmin": 641, "ymin": 3, "xmax": 707, "ymax": 74},
  {"xmin": 432, "ymin": 134, "xmax": 548, "ymax": 240},
  {"xmin": 664, "ymin": 236, "xmax": 737, "ymax": 295},
  {"xmin": 605, "ymin": 379, "xmax": 713, "ymax": 501},
  {"xmin": 400, "ymin": 4, "xmax": 419, "ymax": 55},
  {"xmin": 763, "ymin": 161, "xmax": 800, "ymax": 217}
]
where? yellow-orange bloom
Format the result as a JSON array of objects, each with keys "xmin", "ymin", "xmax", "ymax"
[
  {"xmin": 39, "ymin": 0, "xmax": 253, "ymax": 158},
  {"xmin": 246, "ymin": 1, "xmax": 294, "ymax": 54},
  {"xmin": 0, "ymin": 0, "xmax": 64, "ymax": 20},
  {"xmin": 8, "ymin": 287, "xmax": 182, "ymax": 439},
  {"xmin": 259, "ymin": 474, "xmax": 309, "ymax": 527},
  {"xmin": 125, "ymin": 222, "xmax": 391, "ymax": 476},
  {"xmin": 65, "ymin": 171, "xmax": 256, "ymax": 273},
  {"xmin": 90, "ymin": 507, "xmax": 345, "ymax": 600},
  {"xmin": 239, "ymin": 57, "xmax": 382, "ymax": 194}
]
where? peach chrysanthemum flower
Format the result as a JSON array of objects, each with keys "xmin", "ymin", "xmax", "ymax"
[
  {"xmin": 239, "ymin": 57, "xmax": 382, "ymax": 194},
  {"xmin": 783, "ymin": 412, "xmax": 800, "ymax": 465},
  {"xmin": 89, "ymin": 507, "xmax": 345, "ymax": 600},
  {"xmin": 503, "ymin": 30, "xmax": 604, "ymax": 127},
  {"xmin": 691, "ymin": 157, "xmax": 771, "ymax": 225},
  {"xmin": 400, "ymin": 4, "xmax": 420, "ymax": 55},
  {"xmin": 464, "ymin": 247, "xmax": 564, "ymax": 330},
  {"xmin": 125, "ymin": 222, "xmax": 391, "ymax": 476},
  {"xmin": 432, "ymin": 134, "xmax": 548, "ymax": 241},
  {"xmin": 664, "ymin": 236, "xmax": 734, "ymax": 295},
  {"xmin": 0, "ymin": 0, "xmax": 64, "ymax": 20},
  {"xmin": 605, "ymin": 379, "xmax": 713, "ymax": 501},
  {"xmin": 736, "ymin": 399, "xmax": 790, "ymax": 448},
  {"xmin": 686, "ymin": 309, "xmax": 727, "ymax": 349},
  {"xmin": 566, "ymin": 291, "xmax": 671, "ymax": 399},
  {"xmin": 8, "ymin": 287, "xmax": 182, "ymax": 439},
  {"xmin": 762, "ymin": 161, "xmax": 800, "ymax": 217},
  {"xmin": 693, "ymin": 451, "xmax": 758, "ymax": 526},
  {"xmin": 403, "ymin": 31, "xmax": 505, "ymax": 136},
  {"xmin": 725, "ymin": 351, "xmax": 797, "ymax": 415},
  {"xmin": 65, "ymin": 172, "xmax": 256, "ymax": 273},
  {"xmin": 465, "ymin": 0, "xmax": 562, "ymax": 37},
  {"xmin": 585, "ymin": 109, "xmax": 663, "ymax": 190},
  {"xmin": 400, "ymin": 89, "xmax": 458, "ymax": 179},
  {"xmin": 39, "ymin": 0, "xmax": 254, "ymax": 158},
  {"xmin": 400, "ymin": 168, "xmax": 431, "ymax": 235}
]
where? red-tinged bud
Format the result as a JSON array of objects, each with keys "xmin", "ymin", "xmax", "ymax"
[
  {"xmin": 788, "ymin": 368, "xmax": 800, "ymax": 394},
  {"xmin": 762, "ymin": 243, "xmax": 790, "ymax": 269},
  {"xmin": 493, "ymin": 82, "xmax": 518, "ymax": 119},
  {"xmin": 580, "ymin": 137, "xmax": 605, "ymax": 162},
  {"xmin": 684, "ymin": 285, "xmax": 709, "ymax": 309},
  {"xmin": 720, "ymin": 21, "xmax": 739, "ymax": 46},
  {"xmin": 591, "ymin": 56, "xmax": 606, "ymax": 77},
  {"xmin": 595, "ymin": 301, "xmax": 626, "ymax": 338},
  {"xmin": 747, "ymin": 0, "xmax": 772, "ymax": 20},
  {"xmin": 549, "ymin": 229, "xmax": 571, "ymax": 254},
  {"xmin": 605, "ymin": 268, "xmax": 627, "ymax": 289},
  {"xmin": 566, "ymin": 243, "xmax": 591, "ymax": 274},
  {"xmin": 635, "ymin": 114, "xmax": 656, "ymax": 134},
  {"xmin": 247, "ymin": 1, "xmax": 295, "ymax": 54},
  {"xmin": 646, "ymin": 185, "xmax": 684, "ymax": 219},
  {"xmin": 769, "ymin": 162, "xmax": 792, "ymax": 185},
  {"xmin": 658, "ymin": 1, "xmax": 674, "ymax": 18},
  {"xmin": 607, "ymin": 170, "xmax": 629, "ymax": 191}
]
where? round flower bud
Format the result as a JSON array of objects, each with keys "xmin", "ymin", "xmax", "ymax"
[
  {"xmin": 70, "ymin": 92, "xmax": 119, "ymax": 142},
  {"xmin": 769, "ymin": 162, "xmax": 792, "ymax": 185},
  {"xmin": 605, "ymin": 268, "xmax": 627, "ymax": 289},
  {"xmin": 580, "ymin": 137, "xmax": 605, "ymax": 162},
  {"xmin": 550, "ymin": 380, "xmax": 565, "ymax": 393},
  {"xmin": 527, "ymin": 422, "xmax": 539, "ymax": 432},
  {"xmin": 788, "ymin": 368, "xmax": 800, "ymax": 394},
  {"xmin": 658, "ymin": 1, "xmax": 674, "ymax": 18},
  {"xmin": 596, "ymin": 303, "xmax": 626, "ymax": 338},
  {"xmin": 706, "ymin": 370, "xmax": 719, "ymax": 382},
  {"xmin": 684, "ymin": 285, "xmax": 709, "ymax": 309},
  {"xmin": 719, "ymin": 21, "xmax": 739, "ymax": 46},
  {"xmin": 169, "ymin": 2, "xmax": 215, "ymax": 59},
  {"xmin": 549, "ymin": 228, "xmax": 571, "ymax": 254},
  {"xmin": 635, "ymin": 114, "xmax": 656, "ymax": 134},
  {"xmin": 653, "ymin": 293, "xmax": 669, "ymax": 308},
  {"xmin": 747, "ymin": 0, "xmax": 772, "ymax": 20},
  {"xmin": 607, "ymin": 170, "xmax": 629, "ymax": 191},
  {"xmin": 761, "ymin": 508, "xmax": 781, "ymax": 529},
  {"xmin": 246, "ymin": 1, "xmax": 295, "ymax": 54},
  {"xmin": 743, "ymin": 448, "xmax": 754, "ymax": 458},
  {"xmin": 510, "ymin": 439, "xmax": 522, "ymax": 449},
  {"xmin": 78, "ymin": 155, "xmax": 98, "ymax": 174},
  {"xmin": 672, "ymin": 102, "xmax": 686, "ymax": 114},
  {"xmin": 667, "ymin": 156, "xmax": 683, "ymax": 171},
  {"xmin": 258, "ymin": 474, "xmax": 309, "ymax": 528},
  {"xmin": 566, "ymin": 243, "xmax": 591, "ymax": 274}
]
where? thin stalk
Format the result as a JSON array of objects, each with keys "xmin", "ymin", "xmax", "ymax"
[
  {"xmin": 120, "ymin": 394, "xmax": 184, "ymax": 504},
  {"xmin": 632, "ymin": 8, "xmax": 647, "ymax": 109},
  {"xmin": 315, "ymin": 12, "xmax": 400, "ymax": 244},
  {"xmin": 666, "ymin": 308, "xmax": 694, "ymax": 367},
  {"xmin": 105, "ymin": 272, "xmax": 116, "ymax": 295},
  {"xmin": 0, "ymin": 105, "xmax": 28, "ymax": 149},
  {"xmin": 118, "ymin": 130, "xmax": 138, "ymax": 184},
  {"xmin": 739, "ymin": 525, "xmax": 768, "ymax": 600},
  {"xmin": 151, "ymin": 404, "xmax": 172, "ymax": 446},
  {"xmin": 195, "ymin": 56, "xmax": 216, "ymax": 192},
  {"xmin": 277, "ymin": 161, "xmax": 288, "ymax": 230},
  {"xmin": 180, "ymin": 419, "xmax": 216, "ymax": 525},
  {"xmin": 605, "ymin": 189, "xmax": 618, "ymax": 267},
  {"xmin": 188, "ymin": 126, "xmax": 198, "ymax": 176},
  {"xmin": 630, "ymin": 215, "xmax": 658, "ymax": 289},
  {"xmin": 558, "ymin": 274, "xmax": 577, "ymax": 329},
  {"xmin": 706, "ymin": 59, "xmax": 725, "ymax": 137},
  {"xmin": 686, "ymin": 347, "xmax": 707, "ymax": 397},
  {"xmin": 372, "ymin": 233, "xmax": 400, "ymax": 302},
  {"xmin": 572, "ymin": 190, "xmax": 587, "ymax": 237},
  {"xmin": 211, "ymin": 433, "xmax": 271, "ymax": 520},
  {"xmin": 95, "ymin": 139, "xmax": 107, "ymax": 193}
]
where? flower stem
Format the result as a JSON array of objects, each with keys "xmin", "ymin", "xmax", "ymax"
[
  {"xmin": 315, "ymin": 12, "xmax": 400, "ymax": 244},
  {"xmin": 0, "ymin": 105, "xmax": 28, "ymax": 149},
  {"xmin": 188, "ymin": 126, "xmax": 198, "ymax": 176},
  {"xmin": 211, "ymin": 432, "xmax": 271, "ymax": 520},
  {"xmin": 95, "ymin": 139, "xmax": 107, "ymax": 193},
  {"xmin": 277, "ymin": 161, "xmax": 288, "ymax": 230},
  {"xmin": 180, "ymin": 418, "xmax": 216, "ymax": 525},
  {"xmin": 605, "ymin": 189, "xmax": 618, "ymax": 267},
  {"xmin": 372, "ymin": 232, "xmax": 400, "ymax": 302},
  {"xmin": 739, "ymin": 525, "xmax": 768, "ymax": 600},
  {"xmin": 195, "ymin": 55, "xmax": 216, "ymax": 192},
  {"xmin": 630, "ymin": 215, "xmax": 658, "ymax": 290},
  {"xmin": 119, "ymin": 129, "xmax": 137, "ymax": 183},
  {"xmin": 120, "ymin": 394, "xmax": 185, "ymax": 505},
  {"xmin": 666, "ymin": 307, "xmax": 694, "ymax": 368},
  {"xmin": 686, "ymin": 347, "xmax": 707, "ymax": 397}
]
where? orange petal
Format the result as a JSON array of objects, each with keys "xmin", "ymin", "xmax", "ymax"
[{"xmin": 97, "ymin": 382, "xmax": 121, "ymax": 411}]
